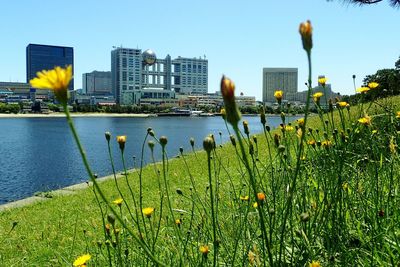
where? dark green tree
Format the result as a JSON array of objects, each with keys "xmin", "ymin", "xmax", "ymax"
[{"xmin": 328, "ymin": 0, "xmax": 400, "ymax": 7}]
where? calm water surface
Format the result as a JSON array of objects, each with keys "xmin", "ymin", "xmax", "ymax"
[{"xmin": 0, "ymin": 115, "xmax": 300, "ymax": 204}]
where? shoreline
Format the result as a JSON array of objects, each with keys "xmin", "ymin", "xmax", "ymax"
[{"xmin": 0, "ymin": 112, "xmax": 156, "ymax": 118}]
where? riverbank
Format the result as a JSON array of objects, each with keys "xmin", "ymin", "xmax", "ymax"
[{"xmin": 0, "ymin": 112, "xmax": 156, "ymax": 118}]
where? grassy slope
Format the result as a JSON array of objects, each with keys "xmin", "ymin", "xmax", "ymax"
[{"xmin": 1, "ymin": 95, "xmax": 400, "ymax": 266}]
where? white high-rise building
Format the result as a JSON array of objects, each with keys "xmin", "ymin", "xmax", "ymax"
[
  {"xmin": 262, "ymin": 68, "xmax": 298, "ymax": 103},
  {"xmin": 111, "ymin": 47, "xmax": 208, "ymax": 105}
]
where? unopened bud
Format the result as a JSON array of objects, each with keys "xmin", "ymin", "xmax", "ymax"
[
  {"xmin": 243, "ymin": 120, "xmax": 249, "ymax": 135},
  {"xmin": 105, "ymin": 131, "xmax": 111, "ymax": 142},
  {"xmin": 117, "ymin": 135, "xmax": 126, "ymax": 151},
  {"xmin": 203, "ymin": 136, "xmax": 214, "ymax": 153},
  {"xmin": 148, "ymin": 140, "xmax": 155, "ymax": 150},
  {"xmin": 190, "ymin": 137, "xmax": 195, "ymax": 147},
  {"xmin": 220, "ymin": 76, "xmax": 241, "ymax": 126},
  {"xmin": 159, "ymin": 136, "xmax": 168, "ymax": 147},
  {"xmin": 230, "ymin": 135, "xmax": 236, "ymax": 146},
  {"xmin": 299, "ymin": 20, "xmax": 313, "ymax": 52}
]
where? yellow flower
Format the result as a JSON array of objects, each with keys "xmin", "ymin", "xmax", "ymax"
[
  {"xmin": 337, "ymin": 101, "xmax": 348, "ymax": 108},
  {"xmin": 30, "ymin": 65, "xmax": 72, "ymax": 105},
  {"xmin": 280, "ymin": 125, "xmax": 294, "ymax": 132},
  {"xmin": 73, "ymin": 254, "xmax": 91, "ymax": 267},
  {"xmin": 297, "ymin": 118, "xmax": 305, "ymax": 127},
  {"xmin": 358, "ymin": 115, "xmax": 371, "ymax": 126},
  {"xmin": 321, "ymin": 140, "xmax": 332, "ymax": 148},
  {"xmin": 313, "ymin": 92, "xmax": 323, "ymax": 102},
  {"xmin": 396, "ymin": 111, "xmax": 400, "ymax": 119},
  {"xmin": 318, "ymin": 77, "xmax": 327, "ymax": 87},
  {"xmin": 307, "ymin": 139, "xmax": 316, "ymax": 146},
  {"xmin": 240, "ymin": 195, "xmax": 249, "ymax": 201},
  {"xmin": 175, "ymin": 219, "xmax": 182, "ymax": 226},
  {"xmin": 117, "ymin": 135, "xmax": 127, "ymax": 151},
  {"xmin": 368, "ymin": 82, "xmax": 379, "ymax": 89},
  {"xmin": 199, "ymin": 245, "xmax": 209, "ymax": 255},
  {"xmin": 142, "ymin": 207, "xmax": 155, "ymax": 218},
  {"xmin": 356, "ymin": 87, "xmax": 370, "ymax": 94},
  {"xmin": 253, "ymin": 202, "xmax": 258, "ymax": 208},
  {"xmin": 274, "ymin": 90, "xmax": 283, "ymax": 103},
  {"xmin": 309, "ymin": 260, "xmax": 321, "ymax": 267},
  {"xmin": 299, "ymin": 20, "xmax": 313, "ymax": 52},
  {"xmin": 112, "ymin": 198, "xmax": 123, "ymax": 207}
]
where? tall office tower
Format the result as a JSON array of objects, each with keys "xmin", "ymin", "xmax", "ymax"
[
  {"xmin": 111, "ymin": 47, "xmax": 208, "ymax": 105},
  {"xmin": 26, "ymin": 44, "xmax": 74, "ymax": 100},
  {"xmin": 262, "ymin": 68, "xmax": 298, "ymax": 103},
  {"xmin": 172, "ymin": 56, "xmax": 208, "ymax": 94},
  {"xmin": 82, "ymin": 71, "xmax": 112, "ymax": 95}
]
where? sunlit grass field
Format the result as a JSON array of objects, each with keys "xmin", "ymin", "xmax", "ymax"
[{"xmin": 1, "ymin": 95, "xmax": 400, "ymax": 266}]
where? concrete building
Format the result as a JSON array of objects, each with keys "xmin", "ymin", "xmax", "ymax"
[
  {"xmin": 26, "ymin": 44, "xmax": 74, "ymax": 100},
  {"xmin": 262, "ymin": 68, "xmax": 298, "ymax": 103},
  {"xmin": 82, "ymin": 71, "xmax": 112, "ymax": 95},
  {"xmin": 111, "ymin": 47, "xmax": 208, "ymax": 105}
]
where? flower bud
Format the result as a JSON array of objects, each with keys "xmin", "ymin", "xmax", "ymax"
[
  {"xmin": 117, "ymin": 135, "xmax": 126, "ymax": 151},
  {"xmin": 107, "ymin": 214, "xmax": 116, "ymax": 225},
  {"xmin": 148, "ymin": 140, "xmax": 155, "ymax": 150},
  {"xmin": 105, "ymin": 131, "xmax": 111, "ymax": 142},
  {"xmin": 220, "ymin": 76, "xmax": 241, "ymax": 126},
  {"xmin": 230, "ymin": 134, "xmax": 236, "ymax": 146},
  {"xmin": 243, "ymin": 120, "xmax": 249, "ymax": 135},
  {"xmin": 299, "ymin": 20, "xmax": 313, "ymax": 52},
  {"xmin": 260, "ymin": 108, "xmax": 266, "ymax": 126},
  {"xmin": 159, "ymin": 136, "xmax": 168, "ymax": 148},
  {"xmin": 203, "ymin": 136, "xmax": 214, "ymax": 153},
  {"xmin": 190, "ymin": 137, "xmax": 195, "ymax": 148},
  {"xmin": 274, "ymin": 90, "xmax": 283, "ymax": 104}
]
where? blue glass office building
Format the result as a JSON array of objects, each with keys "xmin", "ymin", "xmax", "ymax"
[{"xmin": 26, "ymin": 44, "xmax": 74, "ymax": 96}]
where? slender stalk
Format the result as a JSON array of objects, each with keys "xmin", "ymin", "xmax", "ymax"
[
  {"xmin": 63, "ymin": 105, "xmax": 164, "ymax": 266},
  {"xmin": 206, "ymin": 150, "xmax": 218, "ymax": 266}
]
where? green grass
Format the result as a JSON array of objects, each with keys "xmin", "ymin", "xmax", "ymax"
[{"xmin": 1, "ymin": 96, "xmax": 400, "ymax": 266}]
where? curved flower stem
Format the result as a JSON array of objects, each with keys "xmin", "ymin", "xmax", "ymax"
[
  {"xmin": 206, "ymin": 149, "xmax": 218, "ymax": 266},
  {"xmin": 278, "ymin": 50, "xmax": 313, "ymax": 264},
  {"xmin": 232, "ymin": 124, "xmax": 273, "ymax": 266},
  {"xmin": 63, "ymin": 105, "xmax": 164, "ymax": 266}
]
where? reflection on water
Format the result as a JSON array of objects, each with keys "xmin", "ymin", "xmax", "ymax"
[{"xmin": 0, "ymin": 115, "xmax": 300, "ymax": 203}]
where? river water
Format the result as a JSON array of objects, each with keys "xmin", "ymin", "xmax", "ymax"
[{"xmin": 0, "ymin": 115, "xmax": 299, "ymax": 204}]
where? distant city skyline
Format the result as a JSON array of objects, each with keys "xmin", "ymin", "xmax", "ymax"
[{"xmin": 0, "ymin": 1, "xmax": 399, "ymax": 101}]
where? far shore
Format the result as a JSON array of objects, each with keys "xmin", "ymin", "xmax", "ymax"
[{"xmin": 0, "ymin": 112, "xmax": 156, "ymax": 118}]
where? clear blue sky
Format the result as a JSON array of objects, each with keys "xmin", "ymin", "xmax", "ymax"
[{"xmin": 0, "ymin": 0, "xmax": 399, "ymax": 100}]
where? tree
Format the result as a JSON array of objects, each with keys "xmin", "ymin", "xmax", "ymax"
[{"xmin": 328, "ymin": 0, "xmax": 400, "ymax": 7}]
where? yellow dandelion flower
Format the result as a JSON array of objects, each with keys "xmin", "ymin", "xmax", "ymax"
[
  {"xmin": 356, "ymin": 87, "xmax": 370, "ymax": 94},
  {"xmin": 30, "ymin": 65, "xmax": 72, "ymax": 105},
  {"xmin": 199, "ymin": 245, "xmax": 209, "ymax": 255},
  {"xmin": 309, "ymin": 260, "xmax": 321, "ymax": 267},
  {"xmin": 321, "ymin": 140, "xmax": 332, "ymax": 148},
  {"xmin": 396, "ymin": 111, "xmax": 400, "ymax": 119},
  {"xmin": 112, "ymin": 198, "xmax": 123, "ymax": 206},
  {"xmin": 253, "ymin": 202, "xmax": 258, "ymax": 208},
  {"xmin": 313, "ymin": 92, "xmax": 324, "ymax": 102},
  {"xmin": 280, "ymin": 125, "xmax": 294, "ymax": 132},
  {"xmin": 175, "ymin": 219, "xmax": 182, "ymax": 226},
  {"xmin": 337, "ymin": 101, "xmax": 348, "ymax": 108},
  {"xmin": 307, "ymin": 140, "xmax": 316, "ymax": 146},
  {"xmin": 297, "ymin": 118, "xmax": 305, "ymax": 127},
  {"xmin": 372, "ymin": 130, "xmax": 378, "ymax": 134},
  {"xmin": 274, "ymin": 90, "xmax": 283, "ymax": 102},
  {"xmin": 73, "ymin": 254, "xmax": 91, "ymax": 267},
  {"xmin": 142, "ymin": 207, "xmax": 155, "ymax": 218},
  {"xmin": 240, "ymin": 195, "xmax": 249, "ymax": 201},
  {"xmin": 358, "ymin": 115, "xmax": 371, "ymax": 126},
  {"xmin": 318, "ymin": 77, "xmax": 327, "ymax": 87},
  {"xmin": 368, "ymin": 82, "xmax": 379, "ymax": 89}
]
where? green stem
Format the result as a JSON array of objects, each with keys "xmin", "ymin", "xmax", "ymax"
[{"xmin": 63, "ymin": 104, "xmax": 164, "ymax": 266}]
